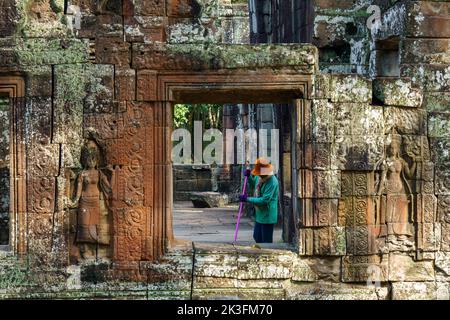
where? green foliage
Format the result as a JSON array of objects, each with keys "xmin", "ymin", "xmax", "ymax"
[
  {"xmin": 173, "ymin": 104, "xmax": 223, "ymax": 130},
  {"xmin": 173, "ymin": 104, "xmax": 190, "ymax": 129}
]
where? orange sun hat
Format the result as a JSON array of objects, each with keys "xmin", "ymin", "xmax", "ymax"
[{"xmin": 251, "ymin": 157, "xmax": 274, "ymax": 176}]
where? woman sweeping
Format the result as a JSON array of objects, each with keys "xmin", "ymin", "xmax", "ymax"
[{"xmin": 239, "ymin": 157, "xmax": 279, "ymax": 243}]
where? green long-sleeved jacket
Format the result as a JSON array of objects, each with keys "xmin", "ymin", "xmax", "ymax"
[{"xmin": 246, "ymin": 175, "xmax": 279, "ymax": 225}]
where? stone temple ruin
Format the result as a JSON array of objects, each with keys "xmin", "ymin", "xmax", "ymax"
[{"xmin": 0, "ymin": 0, "xmax": 448, "ymax": 300}]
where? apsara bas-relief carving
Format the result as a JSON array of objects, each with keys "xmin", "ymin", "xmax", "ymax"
[
  {"xmin": 374, "ymin": 130, "xmax": 417, "ymax": 252},
  {"xmin": 68, "ymin": 137, "xmax": 114, "ymax": 262}
]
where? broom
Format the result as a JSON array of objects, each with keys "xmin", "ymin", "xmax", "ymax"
[{"xmin": 233, "ymin": 167, "xmax": 249, "ymax": 242}]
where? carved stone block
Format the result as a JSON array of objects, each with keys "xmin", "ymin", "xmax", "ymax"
[
  {"xmin": 340, "ymin": 196, "xmax": 377, "ymax": 227},
  {"xmin": 301, "ymin": 143, "xmax": 331, "ymax": 170},
  {"xmin": 313, "ymin": 226, "xmax": 345, "ymax": 256},
  {"xmin": 96, "ymin": 37, "xmax": 131, "ymax": 68},
  {"xmin": 137, "ymin": 70, "xmax": 158, "ymax": 101},
  {"xmin": 29, "ymin": 144, "xmax": 60, "ymax": 177},
  {"xmin": 298, "ymin": 170, "xmax": 341, "ymax": 199},
  {"xmin": 28, "ymin": 177, "xmax": 55, "ymax": 214},
  {"xmin": 115, "ymin": 68, "xmax": 136, "ymax": 101},
  {"xmin": 435, "ymin": 166, "xmax": 450, "ymax": 195},
  {"xmin": 418, "ymin": 223, "xmax": 438, "ymax": 252},
  {"xmin": 384, "ymin": 108, "xmax": 427, "ymax": 135},
  {"xmin": 113, "ymin": 207, "xmax": 148, "ymax": 261},
  {"xmin": 346, "ymin": 225, "xmax": 382, "ymax": 255},
  {"xmin": 84, "ymin": 113, "xmax": 124, "ymax": 140},
  {"xmin": 0, "ymin": 0, "xmax": 18, "ymax": 37},
  {"xmin": 113, "ymin": 165, "xmax": 145, "ymax": 206},
  {"xmin": 332, "ymin": 136, "xmax": 384, "ymax": 171},
  {"xmin": 28, "ymin": 213, "xmax": 53, "ymax": 250},
  {"xmin": 301, "ymin": 198, "xmax": 338, "ymax": 227},
  {"xmin": 438, "ymin": 196, "xmax": 450, "ymax": 224},
  {"xmin": 143, "ymin": 165, "xmax": 154, "ymax": 208},
  {"xmin": 403, "ymin": 135, "xmax": 431, "ymax": 162},
  {"xmin": 341, "ymin": 172, "xmax": 375, "ymax": 197},
  {"xmin": 416, "ymin": 194, "xmax": 437, "ymax": 223},
  {"xmin": 84, "ymin": 99, "xmax": 115, "ymax": 114},
  {"xmin": 298, "ymin": 228, "xmax": 314, "ymax": 256},
  {"xmin": 441, "ymin": 222, "xmax": 450, "ymax": 251},
  {"xmin": 342, "ymin": 255, "xmax": 388, "ymax": 283}
]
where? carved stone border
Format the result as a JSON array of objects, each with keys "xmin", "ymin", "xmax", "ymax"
[
  {"xmin": 157, "ymin": 71, "xmax": 312, "ymax": 103},
  {"xmin": 0, "ymin": 76, "xmax": 26, "ymax": 255},
  {"xmin": 154, "ymin": 71, "xmax": 312, "ymax": 255}
]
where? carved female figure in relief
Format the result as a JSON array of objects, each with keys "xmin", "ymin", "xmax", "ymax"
[
  {"xmin": 69, "ymin": 140, "xmax": 113, "ymax": 260},
  {"xmin": 376, "ymin": 132, "xmax": 416, "ymax": 243}
]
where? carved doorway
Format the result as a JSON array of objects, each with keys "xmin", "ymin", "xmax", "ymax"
[
  {"xmin": 156, "ymin": 71, "xmax": 311, "ymax": 253},
  {"xmin": 0, "ymin": 76, "xmax": 26, "ymax": 255}
]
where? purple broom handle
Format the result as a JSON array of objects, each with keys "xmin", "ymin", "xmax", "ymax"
[{"xmin": 234, "ymin": 174, "xmax": 249, "ymax": 242}]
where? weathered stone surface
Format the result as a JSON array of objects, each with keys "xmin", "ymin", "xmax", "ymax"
[
  {"xmin": 15, "ymin": 39, "xmax": 89, "ymax": 66},
  {"xmin": 329, "ymin": 75, "xmax": 372, "ymax": 103},
  {"xmin": 125, "ymin": 15, "xmax": 166, "ymax": 43},
  {"xmin": 389, "ymin": 254, "xmax": 435, "ymax": 282},
  {"xmin": 298, "ymin": 169, "xmax": 341, "ymax": 198},
  {"xmin": 401, "ymin": 64, "xmax": 450, "ymax": 92},
  {"xmin": 312, "ymin": 73, "xmax": 331, "ymax": 99},
  {"xmin": 373, "ymin": 78, "xmax": 423, "ymax": 108},
  {"xmin": 96, "ymin": 37, "xmax": 131, "ymax": 68},
  {"xmin": 435, "ymin": 251, "xmax": 450, "ymax": 276},
  {"xmin": 428, "ymin": 112, "xmax": 450, "ymax": 138},
  {"xmin": 286, "ymin": 281, "xmax": 389, "ymax": 300},
  {"xmin": 132, "ymin": 43, "xmax": 317, "ymax": 71},
  {"xmin": 332, "ymin": 135, "xmax": 384, "ymax": 171},
  {"xmin": 0, "ymin": 0, "xmax": 449, "ymax": 300},
  {"xmin": 423, "ymin": 92, "xmax": 450, "ymax": 113},
  {"xmin": 342, "ymin": 255, "xmax": 388, "ymax": 283},
  {"xmin": 298, "ymin": 224, "xmax": 346, "ymax": 256},
  {"xmin": 406, "ymin": 1, "xmax": 450, "ymax": 38},
  {"xmin": 402, "ymin": 39, "xmax": 450, "ymax": 65},
  {"xmin": 301, "ymin": 198, "xmax": 338, "ymax": 227},
  {"xmin": 384, "ymin": 107, "xmax": 427, "ymax": 135},
  {"xmin": 391, "ymin": 282, "xmax": 438, "ymax": 300},
  {"xmin": 28, "ymin": 144, "xmax": 60, "ymax": 177}
]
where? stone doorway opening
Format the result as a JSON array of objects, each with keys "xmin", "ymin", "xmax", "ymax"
[{"xmin": 171, "ymin": 101, "xmax": 297, "ymax": 247}]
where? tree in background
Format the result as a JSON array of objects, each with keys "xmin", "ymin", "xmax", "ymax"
[{"xmin": 173, "ymin": 104, "xmax": 223, "ymax": 131}]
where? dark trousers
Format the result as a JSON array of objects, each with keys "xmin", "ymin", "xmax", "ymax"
[{"xmin": 253, "ymin": 222, "xmax": 274, "ymax": 243}]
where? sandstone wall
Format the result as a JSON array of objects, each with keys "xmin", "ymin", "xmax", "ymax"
[{"xmin": 0, "ymin": 0, "xmax": 448, "ymax": 300}]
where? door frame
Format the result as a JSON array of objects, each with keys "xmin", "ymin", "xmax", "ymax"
[{"xmin": 0, "ymin": 76, "xmax": 26, "ymax": 255}]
